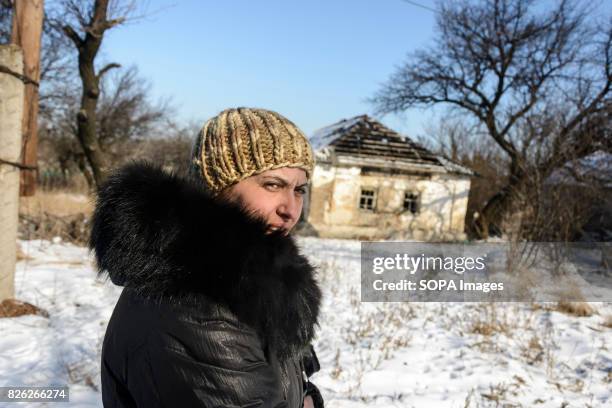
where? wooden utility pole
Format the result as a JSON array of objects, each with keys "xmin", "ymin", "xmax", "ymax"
[{"xmin": 11, "ymin": 0, "xmax": 44, "ymax": 196}]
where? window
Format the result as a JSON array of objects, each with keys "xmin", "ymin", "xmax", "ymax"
[
  {"xmin": 403, "ymin": 192, "xmax": 420, "ymax": 214},
  {"xmin": 359, "ymin": 188, "xmax": 376, "ymax": 211}
]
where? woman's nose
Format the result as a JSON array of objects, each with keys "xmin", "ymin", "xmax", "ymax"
[{"xmin": 277, "ymin": 191, "xmax": 299, "ymax": 222}]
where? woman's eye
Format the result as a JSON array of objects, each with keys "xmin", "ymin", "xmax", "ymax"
[{"xmin": 264, "ymin": 183, "xmax": 280, "ymax": 191}]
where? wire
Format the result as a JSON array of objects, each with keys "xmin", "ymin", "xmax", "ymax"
[{"xmin": 402, "ymin": 0, "xmax": 437, "ymax": 13}]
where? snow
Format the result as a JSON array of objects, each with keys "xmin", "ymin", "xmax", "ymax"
[
  {"xmin": 1, "ymin": 238, "xmax": 611, "ymax": 407},
  {"xmin": 435, "ymin": 155, "xmax": 475, "ymax": 176},
  {"xmin": 309, "ymin": 116, "xmax": 365, "ymax": 150},
  {"xmin": 1, "ymin": 240, "xmax": 121, "ymax": 407}
]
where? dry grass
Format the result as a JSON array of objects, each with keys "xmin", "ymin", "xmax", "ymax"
[
  {"xmin": 330, "ymin": 349, "xmax": 342, "ymax": 380},
  {"xmin": 0, "ymin": 299, "xmax": 49, "ymax": 318},
  {"xmin": 65, "ymin": 360, "xmax": 99, "ymax": 391},
  {"xmin": 548, "ymin": 277, "xmax": 589, "ymax": 303},
  {"xmin": 554, "ymin": 301, "xmax": 596, "ymax": 317},
  {"xmin": 20, "ymin": 190, "xmax": 93, "ymax": 217},
  {"xmin": 465, "ymin": 303, "xmax": 516, "ymax": 337},
  {"xmin": 520, "ymin": 335, "xmax": 545, "ymax": 365},
  {"xmin": 480, "ymin": 381, "xmax": 522, "ymax": 407},
  {"xmin": 16, "ymin": 243, "xmax": 33, "ymax": 261},
  {"xmin": 20, "ymin": 212, "xmax": 90, "ymax": 244},
  {"xmin": 18, "ymin": 190, "xmax": 93, "ymax": 244},
  {"xmin": 470, "ymin": 319, "xmax": 510, "ymax": 336},
  {"xmin": 320, "ymin": 261, "xmax": 416, "ymax": 396}
]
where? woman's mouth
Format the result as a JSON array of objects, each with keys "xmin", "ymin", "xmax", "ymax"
[{"xmin": 267, "ymin": 225, "xmax": 288, "ymax": 235}]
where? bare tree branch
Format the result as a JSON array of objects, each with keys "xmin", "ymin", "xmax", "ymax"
[
  {"xmin": 97, "ymin": 62, "xmax": 120, "ymax": 79},
  {"xmin": 61, "ymin": 24, "xmax": 82, "ymax": 47},
  {"xmin": 371, "ymin": 0, "xmax": 609, "ymax": 238}
]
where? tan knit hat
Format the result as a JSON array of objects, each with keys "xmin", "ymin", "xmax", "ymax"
[{"xmin": 191, "ymin": 107, "xmax": 314, "ymax": 194}]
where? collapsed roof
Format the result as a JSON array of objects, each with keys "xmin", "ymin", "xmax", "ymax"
[{"xmin": 310, "ymin": 115, "xmax": 473, "ymax": 176}]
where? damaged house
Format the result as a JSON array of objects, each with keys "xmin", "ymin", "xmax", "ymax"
[
  {"xmin": 302, "ymin": 115, "xmax": 473, "ymax": 240},
  {"xmin": 545, "ymin": 150, "xmax": 612, "ymax": 242}
]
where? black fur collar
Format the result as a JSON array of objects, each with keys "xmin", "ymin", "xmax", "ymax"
[{"xmin": 89, "ymin": 162, "xmax": 321, "ymax": 360}]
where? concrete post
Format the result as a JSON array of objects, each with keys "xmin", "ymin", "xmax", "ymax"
[{"xmin": 0, "ymin": 45, "xmax": 25, "ymax": 302}]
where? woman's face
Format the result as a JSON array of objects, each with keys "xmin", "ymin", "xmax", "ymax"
[{"xmin": 222, "ymin": 167, "xmax": 308, "ymax": 235}]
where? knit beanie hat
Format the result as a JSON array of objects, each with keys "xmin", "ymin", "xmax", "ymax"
[{"xmin": 191, "ymin": 107, "xmax": 314, "ymax": 195}]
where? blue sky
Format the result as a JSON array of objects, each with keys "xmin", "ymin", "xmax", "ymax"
[
  {"xmin": 101, "ymin": 0, "xmax": 609, "ymax": 139},
  {"xmin": 101, "ymin": 0, "xmax": 438, "ymax": 138}
]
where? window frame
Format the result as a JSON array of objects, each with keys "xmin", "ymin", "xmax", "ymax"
[
  {"xmin": 358, "ymin": 187, "xmax": 377, "ymax": 212},
  {"xmin": 402, "ymin": 191, "xmax": 420, "ymax": 215}
]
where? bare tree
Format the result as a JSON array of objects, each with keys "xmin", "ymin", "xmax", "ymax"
[
  {"xmin": 419, "ymin": 116, "xmax": 484, "ymax": 162},
  {"xmin": 59, "ymin": 0, "xmax": 135, "ymax": 187},
  {"xmin": 40, "ymin": 65, "xmax": 171, "ymax": 189},
  {"xmin": 1, "ymin": 1, "xmax": 77, "ymax": 112},
  {"xmin": 514, "ymin": 146, "xmax": 612, "ymax": 242},
  {"xmin": 418, "ymin": 117, "xmax": 509, "ymax": 238},
  {"xmin": 372, "ymin": 0, "xmax": 611, "ymax": 238},
  {"xmin": 2, "ymin": 1, "xmax": 86, "ymax": 187},
  {"xmin": 97, "ymin": 66, "xmax": 170, "ymax": 153},
  {"xmin": 3, "ymin": 1, "xmax": 173, "ymax": 190}
]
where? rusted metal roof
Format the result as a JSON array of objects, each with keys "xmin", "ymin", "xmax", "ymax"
[{"xmin": 310, "ymin": 115, "xmax": 473, "ymax": 176}]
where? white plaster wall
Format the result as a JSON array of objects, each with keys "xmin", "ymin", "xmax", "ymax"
[{"xmin": 308, "ymin": 163, "xmax": 471, "ymax": 240}]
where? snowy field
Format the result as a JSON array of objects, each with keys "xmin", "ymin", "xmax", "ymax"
[{"xmin": 0, "ymin": 238, "xmax": 611, "ymax": 407}]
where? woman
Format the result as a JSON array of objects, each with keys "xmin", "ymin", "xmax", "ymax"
[{"xmin": 91, "ymin": 108, "xmax": 324, "ymax": 407}]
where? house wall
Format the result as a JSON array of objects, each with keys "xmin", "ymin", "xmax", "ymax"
[{"xmin": 307, "ymin": 164, "xmax": 471, "ymax": 240}]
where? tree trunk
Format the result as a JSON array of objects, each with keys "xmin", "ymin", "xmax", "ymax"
[
  {"xmin": 75, "ymin": 49, "xmax": 107, "ymax": 187},
  {"xmin": 476, "ymin": 159, "xmax": 527, "ymax": 239},
  {"xmin": 0, "ymin": 45, "xmax": 25, "ymax": 302},
  {"xmin": 61, "ymin": 0, "xmax": 122, "ymax": 188},
  {"xmin": 76, "ymin": 153, "xmax": 95, "ymax": 189},
  {"xmin": 11, "ymin": 0, "xmax": 44, "ymax": 197}
]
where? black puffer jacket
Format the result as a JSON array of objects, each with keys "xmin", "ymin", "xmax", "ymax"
[{"xmin": 90, "ymin": 162, "xmax": 323, "ymax": 407}]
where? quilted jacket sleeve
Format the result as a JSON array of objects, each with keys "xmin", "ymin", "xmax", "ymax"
[{"xmin": 126, "ymin": 319, "xmax": 288, "ymax": 408}]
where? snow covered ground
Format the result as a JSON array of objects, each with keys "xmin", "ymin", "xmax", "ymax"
[{"xmin": 1, "ymin": 238, "xmax": 611, "ymax": 407}]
